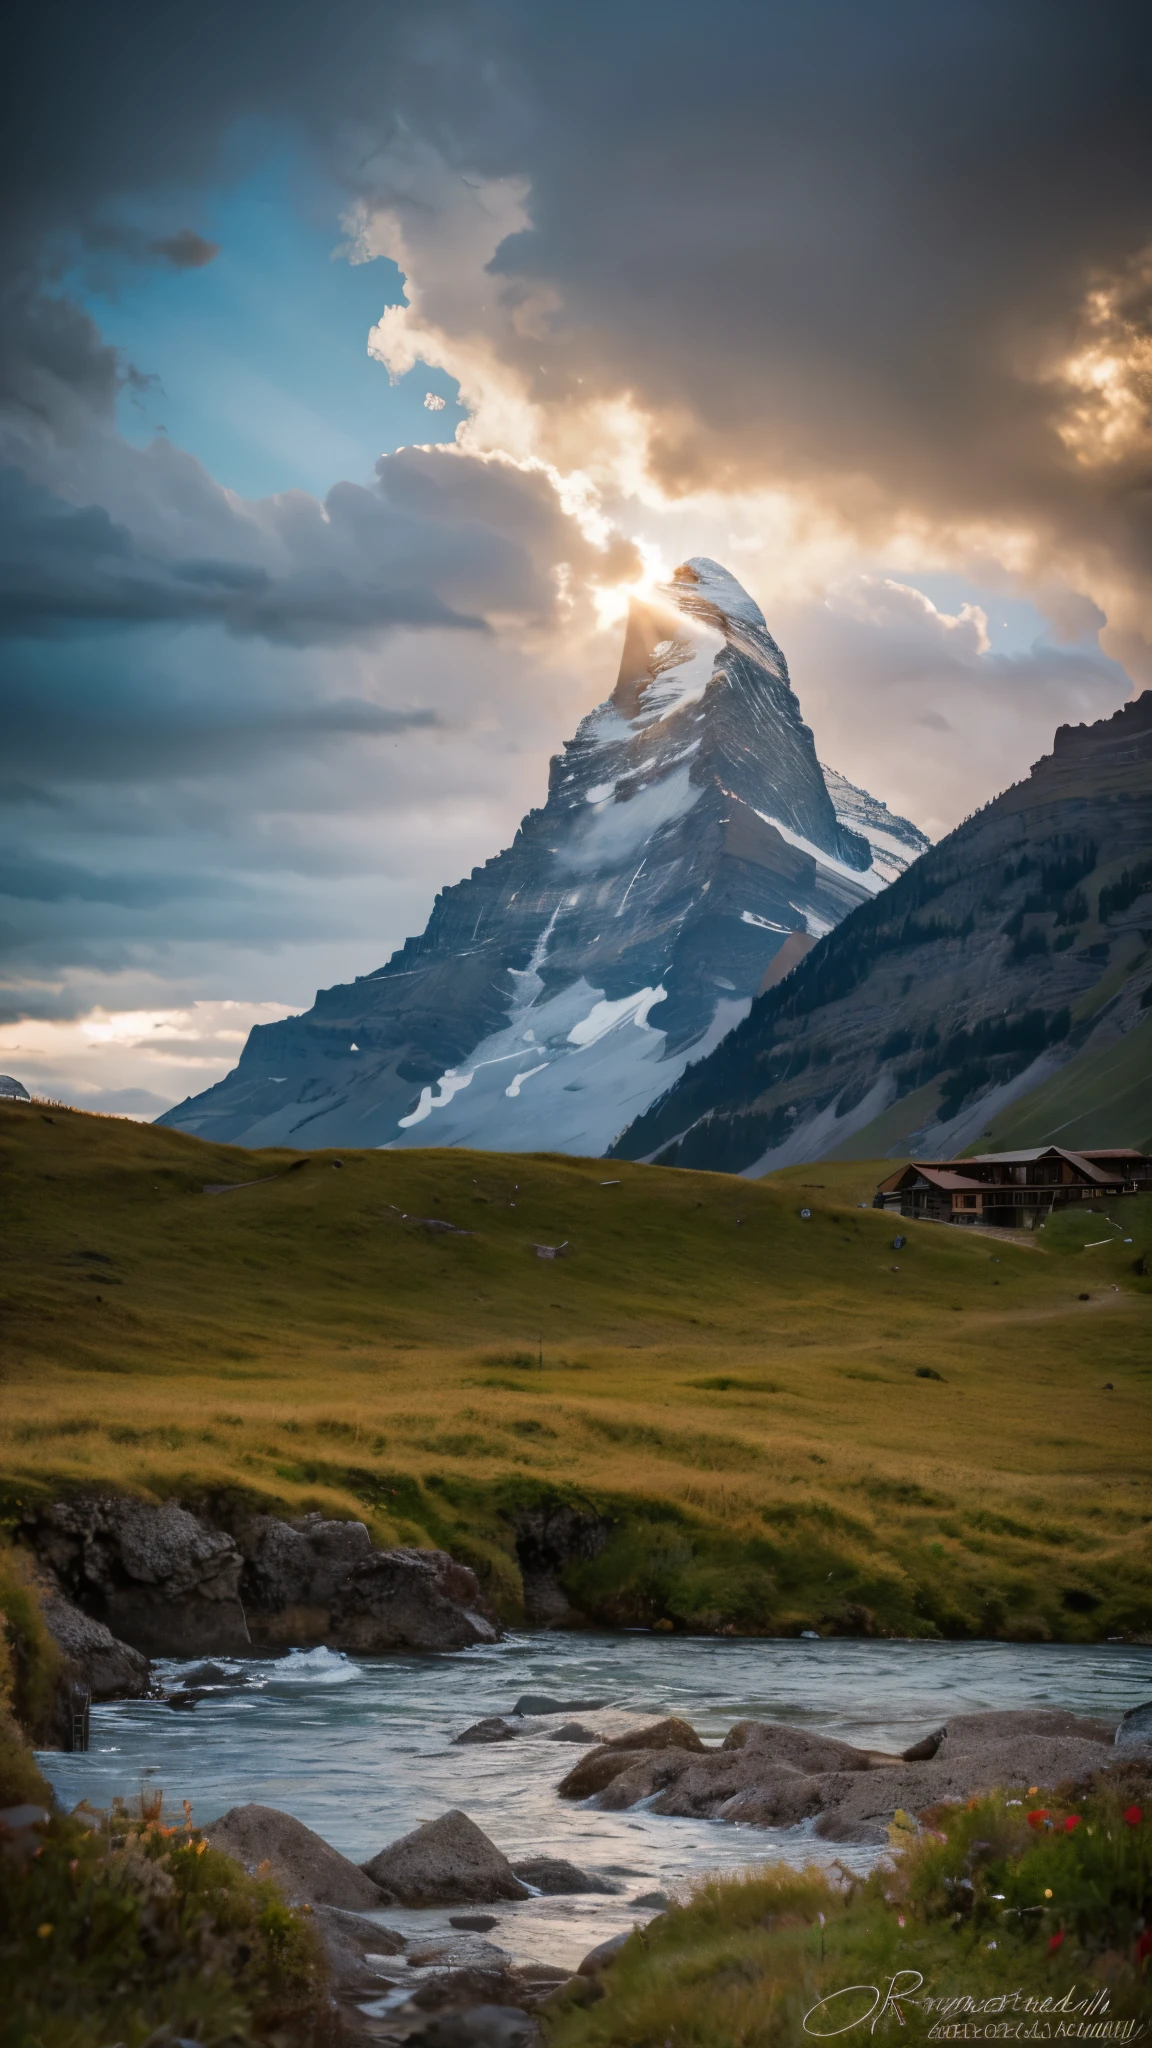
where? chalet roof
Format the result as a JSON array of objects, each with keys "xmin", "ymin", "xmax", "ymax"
[
  {"xmin": 878, "ymin": 1165, "xmax": 983, "ymax": 1193},
  {"xmin": 875, "ymin": 1144, "xmax": 1148, "ymax": 1199}
]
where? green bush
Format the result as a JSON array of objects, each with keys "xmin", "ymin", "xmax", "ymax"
[{"xmin": 0, "ymin": 1794, "xmax": 328, "ymax": 2048}]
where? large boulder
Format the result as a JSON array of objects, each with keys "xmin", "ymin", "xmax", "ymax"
[
  {"xmin": 39, "ymin": 1590, "xmax": 152, "ymax": 1700},
  {"xmin": 330, "ymin": 1549, "xmax": 501, "ymax": 1653},
  {"xmin": 361, "ymin": 1810, "xmax": 529, "ymax": 1905},
  {"xmin": 26, "ymin": 1498, "xmax": 249, "ymax": 1657},
  {"xmin": 235, "ymin": 1511, "xmax": 373, "ymax": 1647},
  {"xmin": 206, "ymin": 1802, "xmax": 387, "ymax": 1910}
]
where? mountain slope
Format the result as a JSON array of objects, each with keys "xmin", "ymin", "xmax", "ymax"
[
  {"xmin": 160, "ymin": 558, "xmax": 926, "ymax": 1155},
  {"xmin": 613, "ymin": 691, "xmax": 1152, "ymax": 1174}
]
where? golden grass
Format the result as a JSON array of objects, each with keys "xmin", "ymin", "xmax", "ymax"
[{"xmin": 2, "ymin": 1100, "xmax": 1149, "ymax": 1637}]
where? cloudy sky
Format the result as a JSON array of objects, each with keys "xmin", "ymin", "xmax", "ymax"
[{"xmin": 2, "ymin": 0, "xmax": 1148, "ymax": 1115}]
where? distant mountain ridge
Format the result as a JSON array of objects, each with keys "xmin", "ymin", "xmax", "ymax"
[
  {"xmin": 613, "ymin": 690, "xmax": 1152, "ymax": 1173},
  {"xmin": 159, "ymin": 558, "xmax": 927, "ymax": 1154}
]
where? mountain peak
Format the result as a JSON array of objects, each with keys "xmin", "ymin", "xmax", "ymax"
[{"xmin": 159, "ymin": 560, "xmax": 927, "ymax": 1156}]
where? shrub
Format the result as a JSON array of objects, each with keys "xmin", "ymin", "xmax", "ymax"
[{"xmin": 1, "ymin": 1793, "xmax": 327, "ymax": 2047}]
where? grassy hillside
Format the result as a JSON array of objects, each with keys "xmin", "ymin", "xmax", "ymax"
[{"xmin": 2, "ymin": 1099, "xmax": 1150, "ymax": 1641}]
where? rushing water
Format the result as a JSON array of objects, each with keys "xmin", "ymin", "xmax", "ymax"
[{"xmin": 39, "ymin": 1634, "xmax": 1152, "ymax": 1973}]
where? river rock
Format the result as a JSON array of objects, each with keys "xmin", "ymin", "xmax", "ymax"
[
  {"xmin": 361, "ymin": 1810, "xmax": 530, "ymax": 1905},
  {"xmin": 1116, "ymin": 1702, "xmax": 1152, "ymax": 1750},
  {"xmin": 330, "ymin": 1549, "xmax": 501, "ymax": 1653},
  {"xmin": 549, "ymin": 1721, "xmax": 602, "ymax": 1743},
  {"xmin": 39, "ymin": 1589, "xmax": 152, "ymax": 1699},
  {"xmin": 578, "ymin": 1708, "xmax": 1126, "ymax": 1843},
  {"xmin": 721, "ymin": 1721, "xmax": 875, "ymax": 1772},
  {"xmin": 943, "ymin": 1709, "xmax": 1116, "ymax": 1750},
  {"xmin": 558, "ymin": 1717, "xmax": 707, "ymax": 1799},
  {"xmin": 311, "ymin": 1904, "xmax": 407, "ymax": 1991},
  {"xmin": 206, "ymin": 1802, "xmax": 386, "ymax": 1909},
  {"xmin": 511, "ymin": 1857, "xmax": 619, "ymax": 1895},
  {"xmin": 455, "ymin": 1717, "xmax": 524, "ymax": 1745},
  {"xmin": 26, "ymin": 1498, "xmax": 249, "ymax": 1657}
]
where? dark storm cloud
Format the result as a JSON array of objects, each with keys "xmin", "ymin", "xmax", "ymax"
[
  {"xmin": 0, "ymin": 445, "xmax": 609, "ymax": 645},
  {"xmin": 6, "ymin": 1, "xmax": 1150, "ymax": 571}
]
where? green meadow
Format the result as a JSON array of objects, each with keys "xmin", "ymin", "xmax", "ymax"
[{"xmin": 2, "ymin": 1099, "xmax": 1150, "ymax": 1640}]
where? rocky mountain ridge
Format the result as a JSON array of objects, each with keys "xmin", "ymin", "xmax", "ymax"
[
  {"xmin": 614, "ymin": 690, "xmax": 1152, "ymax": 1173},
  {"xmin": 160, "ymin": 558, "xmax": 926, "ymax": 1155}
]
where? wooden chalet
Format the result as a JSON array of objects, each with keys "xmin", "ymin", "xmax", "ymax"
[{"xmin": 874, "ymin": 1146, "xmax": 1152, "ymax": 1228}]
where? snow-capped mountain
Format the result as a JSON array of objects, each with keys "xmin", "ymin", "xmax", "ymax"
[{"xmin": 159, "ymin": 558, "xmax": 928, "ymax": 1155}]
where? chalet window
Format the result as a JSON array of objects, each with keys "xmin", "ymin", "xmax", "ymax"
[{"xmin": 962, "ymin": 1195, "xmax": 977, "ymax": 1208}]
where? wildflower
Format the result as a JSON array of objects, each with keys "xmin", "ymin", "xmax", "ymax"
[
  {"xmin": 195, "ymin": 1838, "xmax": 207, "ymax": 1855},
  {"xmin": 1123, "ymin": 1805, "xmax": 1143, "ymax": 1827},
  {"xmin": 68, "ymin": 1860, "xmax": 78, "ymax": 1876},
  {"xmin": 1049, "ymin": 1931, "xmax": 1065, "ymax": 1955},
  {"xmin": 1137, "ymin": 1930, "xmax": 1152, "ymax": 1966},
  {"xmin": 37, "ymin": 1924, "xmax": 52, "ymax": 1939},
  {"xmin": 1028, "ymin": 1786, "xmax": 1038, "ymax": 1796},
  {"xmin": 1044, "ymin": 1889, "xmax": 1053, "ymax": 1900},
  {"xmin": 897, "ymin": 1915, "xmax": 905, "ymax": 1928},
  {"xmin": 1063, "ymin": 1815, "xmax": 1082, "ymax": 1832},
  {"xmin": 1027, "ymin": 1809, "xmax": 1051, "ymax": 1829},
  {"xmin": 987, "ymin": 1940, "xmax": 997, "ymax": 1950}
]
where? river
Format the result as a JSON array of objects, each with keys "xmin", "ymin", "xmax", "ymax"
[{"xmin": 38, "ymin": 1633, "xmax": 1152, "ymax": 1973}]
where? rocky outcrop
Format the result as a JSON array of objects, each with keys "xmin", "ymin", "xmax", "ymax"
[
  {"xmin": 24, "ymin": 1499, "xmax": 503, "ymax": 1663},
  {"xmin": 330, "ymin": 1549, "xmax": 501, "ymax": 1653},
  {"xmin": 361, "ymin": 1811, "xmax": 530, "ymax": 1905},
  {"xmin": 39, "ymin": 1589, "xmax": 152, "ymax": 1700},
  {"xmin": 512, "ymin": 1506, "xmax": 611, "ymax": 1628},
  {"xmin": 233, "ymin": 1510, "xmax": 373, "ymax": 1648},
  {"xmin": 206, "ymin": 1802, "xmax": 387, "ymax": 1910},
  {"xmin": 26, "ymin": 1498, "xmax": 249, "ymax": 1657},
  {"xmin": 564, "ymin": 1709, "xmax": 1121, "ymax": 1844}
]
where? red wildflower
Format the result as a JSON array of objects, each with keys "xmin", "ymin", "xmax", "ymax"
[
  {"xmin": 1123, "ymin": 1806, "xmax": 1143, "ymax": 1827},
  {"xmin": 1027, "ymin": 1809, "xmax": 1051, "ymax": 1829},
  {"xmin": 1063, "ymin": 1815, "xmax": 1081, "ymax": 1832},
  {"xmin": 1136, "ymin": 1929, "xmax": 1152, "ymax": 1967},
  {"xmin": 1049, "ymin": 1931, "xmax": 1065, "ymax": 1955}
]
